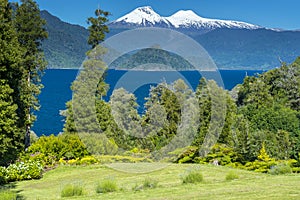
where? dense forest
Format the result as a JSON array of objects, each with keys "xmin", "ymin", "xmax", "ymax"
[
  {"xmin": 62, "ymin": 49, "xmax": 300, "ymax": 172},
  {"xmin": 1, "ymin": 0, "xmax": 300, "ymax": 188},
  {"xmin": 0, "ymin": 0, "xmax": 47, "ymax": 166}
]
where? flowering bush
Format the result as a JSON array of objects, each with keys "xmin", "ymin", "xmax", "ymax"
[
  {"xmin": 25, "ymin": 134, "xmax": 89, "ymax": 167},
  {"xmin": 59, "ymin": 156, "xmax": 98, "ymax": 166},
  {"xmin": 5, "ymin": 160, "xmax": 43, "ymax": 182},
  {"xmin": 79, "ymin": 156, "xmax": 98, "ymax": 165}
]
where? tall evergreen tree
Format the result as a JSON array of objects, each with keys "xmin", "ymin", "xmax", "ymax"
[
  {"xmin": 0, "ymin": 81, "xmax": 20, "ymax": 166},
  {"xmin": 87, "ymin": 8, "xmax": 110, "ymax": 48},
  {"xmin": 63, "ymin": 7, "xmax": 110, "ymax": 136},
  {"xmin": 0, "ymin": 0, "xmax": 25, "ymax": 165},
  {"xmin": 14, "ymin": 0, "xmax": 48, "ymax": 147}
]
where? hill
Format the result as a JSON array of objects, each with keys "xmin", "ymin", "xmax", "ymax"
[
  {"xmin": 195, "ymin": 28, "xmax": 300, "ymax": 69},
  {"xmin": 40, "ymin": 10, "xmax": 90, "ymax": 68}
]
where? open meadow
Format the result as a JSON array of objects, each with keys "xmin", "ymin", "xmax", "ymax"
[{"xmin": 1, "ymin": 163, "xmax": 300, "ymax": 200}]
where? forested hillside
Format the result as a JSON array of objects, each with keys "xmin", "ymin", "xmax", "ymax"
[{"xmin": 40, "ymin": 10, "xmax": 90, "ymax": 68}]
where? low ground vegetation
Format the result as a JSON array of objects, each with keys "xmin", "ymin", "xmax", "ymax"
[
  {"xmin": 96, "ymin": 179, "xmax": 118, "ymax": 193},
  {"xmin": 1, "ymin": 163, "xmax": 300, "ymax": 199},
  {"xmin": 61, "ymin": 183, "xmax": 84, "ymax": 197}
]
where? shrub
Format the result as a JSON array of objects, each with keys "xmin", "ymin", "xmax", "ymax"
[
  {"xmin": 225, "ymin": 171, "xmax": 239, "ymax": 181},
  {"xmin": 26, "ymin": 134, "xmax": 89, "ymax": 167},
  {"xmin": 182, "ymin": 167, "xmax": 203, "ymax": 184},
  {"xmin": 61, "ymin": 184, "xmax": 84, "ymax": 197},
  {"xmin": 95, "ymin": 155, "xmax": 152, "ymax": 163},
  {"xmin": 169, "ymin": 146, "xmax": 198, "ymax": 163},
  {"xmin": 269, "ymin": 163, "xmax": 292, "ymax": 175},
  {"xmin": 96, "ymin": 179, "xmax": 118, "ymax": 193},
  {"xmin": 123, "ymin": 148, "xmax": 151, "ymax": 158},
  {"xmin": 79, "ymin": 156, "xmax": 98, "ymax": 165},
  {"xmin": 292, "ymin": 167, "xmax": 300, "ymax": 173},
  {"xmin": 61, "ymin": 134, "xmax": 89, "ymax": 159},
  {"xmin": 80, "ymin": 133, "xmax": 118, "ymax": 155},
  {"xmin": 196, "ymin": 144, "xmax": 239, "ymax": 166},
  {"xmin": 6, "ymin": 160, "xmax": 43, "ymax": 182},
  {"xmin": 66, "ymin": 158, "xmax": 79, "ymax": 165}
]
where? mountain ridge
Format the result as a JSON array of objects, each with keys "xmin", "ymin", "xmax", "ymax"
[
  {"xmin": 40, "ymin": 9, "xmax": 300, "ymax": 70},
  {"xmin": 40, "ymin": 10, "xmax": 90, "ymax": 69},
  {"xmin": 111, "ymin": 6, "xmax": 261, "ymax": 30}
]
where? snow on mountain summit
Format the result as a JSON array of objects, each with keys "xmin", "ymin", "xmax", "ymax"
[
  {"xmin": 166, "ymin": 10, "xmax": 260, "ymax": 29},
  {"xmin": 112, "ymin": 6, "xmax": 261, "ymax": 30},
  {"xmin": 115, "ymin": 6, "xmax": 171, "ymax": 27}
]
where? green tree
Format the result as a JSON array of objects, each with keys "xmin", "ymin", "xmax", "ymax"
[
  {"xmin": 144, "ymin": 83, "xmax": 181, "ymax": 150},
  {"xmin": 231, "ymin": 114, "xmax": 252, "ymax": 162},
  {"xmin": 14, "ymin": 0, "xmax": 48, "ymax": 147},
  {"xmin": 262, "ymin": 59, "xmax": 300, "ymax": 111},
  {"xmin": 0, "ymin": 81, "xmax": 21, "ymax": 166},
  {"xmin": 193, "ymin": 78, "xmax": 211, "ymax": 146},
  {"xmin": 87, "ymin": 8, "xmax": 110, "ymax": 48},
  {"xmin": 193, "ymin": 78, "xmax": 228, "ymax": 157},
  {"xmin": 218, "ymin": 91, "xmax": 237, "ymax": 145},
  {"xmin": 110, "ymin": 88, "xmax": 142, "ymax": 149},
  {"xmin": 63, "ymin": 9, "xmax": 112, "ymax": 156},
  {"xmin": 237, "ymin": 76, "xmax": 273, "ymax": 108},
  {"xmin": 0, "ymin": 0, "xmax": 24, "ymax": 165},
  {"xmin": 61, "ymin": 101, "xmax": 77, "ymax": 134}
]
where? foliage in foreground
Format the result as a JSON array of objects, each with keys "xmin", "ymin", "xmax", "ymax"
[
  {"xmin": 8, "ymin": 163, "xmax": 300, "ymax": 200},
  {"xmin": 22, "ymin": 134, "xmax": 89, "ymax": 167},
  {"xmin": 173, "ymin": 144, "xmax": 300, "ymax": 174},
  {"xmin": 0, "ymin": 190, "xmax": 17, "ymax": 200},
  {"xmin": 61, "ymin": 183, "xmax": 84, "ymax": 197},
  {"xmin": 181, "ymin": 167, "xmax": 204, "ymax": 184},
  {"xmin": 96, "ymin": 179, "xmax": 118, "ymax": 193},
  {"xmin": 269, "ymin": 163, "xmax": 293, "ymax": 175},
  {"xmin": 225, "ymin": 171, "xmax": 239, "ymax": 181},
  {"xmin": 0, "ymin": 160, "xmax": 43, "ymax": 184}
]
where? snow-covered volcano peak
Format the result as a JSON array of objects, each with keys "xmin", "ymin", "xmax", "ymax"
[
  {"xmin": 112, "ymin": 6, "xmax": 260, "ymax": 30},
  {"xmin": 166, "ymin": 10, "xmax": 207, "ymax": 28},
  {"xmin": 136, "ymin": 6, "xmax": 155, "ymax": 13},
  {"xmin": 115, "ymin": 6, "xmax": 171, "ymax": 26},
  {"xmin": 170, "ymin": 10, "xmax": 204, "ymax": 21}
]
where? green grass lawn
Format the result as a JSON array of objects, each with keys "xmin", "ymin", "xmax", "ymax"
[{"xmin": 3, "ymin": 163, "xmax": 300, "ymax": 199}]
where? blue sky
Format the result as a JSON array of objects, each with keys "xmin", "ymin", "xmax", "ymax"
[{"xmin": 12, "ymin": 0, "xmax": 300, "ymax": 30}]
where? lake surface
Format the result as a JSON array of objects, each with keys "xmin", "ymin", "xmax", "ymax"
[{"xmin": 32, "ymin": 69, "xmax": 263, "ymax": 136}]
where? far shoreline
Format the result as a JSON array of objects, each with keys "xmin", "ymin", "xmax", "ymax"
[{"xmin": 46, "ymin": 68, "xmax": 266, "ymax": 72}]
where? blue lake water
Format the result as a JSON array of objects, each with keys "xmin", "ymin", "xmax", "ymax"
[{"xmin": 32, "ymin": 69, "xmax": 263, "ymax": 136}]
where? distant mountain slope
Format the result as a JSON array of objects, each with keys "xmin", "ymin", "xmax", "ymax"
[
  {"xmin": 195, "ymin": 28, "xmax": 300, "ymax": 69},
  {"xmin": 41, "ymin": 10, "xmax": 90, "ymax": 68},
  {"xmin": 40, "ymin": 8, "xmax": 300, "ymax": 70}
]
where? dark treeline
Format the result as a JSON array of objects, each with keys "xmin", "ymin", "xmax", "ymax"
[{"xmin": 0, "ymin": 0, "xmax": 47, "ymax": 166}]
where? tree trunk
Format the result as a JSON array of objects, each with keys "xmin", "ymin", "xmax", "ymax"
[{"xmin": 25, "ymin": 71, "xmax": 31, "ymax": 149}]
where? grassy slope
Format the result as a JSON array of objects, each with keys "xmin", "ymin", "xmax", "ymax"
[{"xmin": 10, "ymin": 163, "xmax": 300, "ymax": 199}]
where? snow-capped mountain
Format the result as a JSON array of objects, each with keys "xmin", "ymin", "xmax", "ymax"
[
  {"xmin": 113, "ymin": 6, "xmax": 171, "ymax": 28},
  {"xmin": 110, "ymin": 6, "xmax": 261, "ymax": 30}
]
